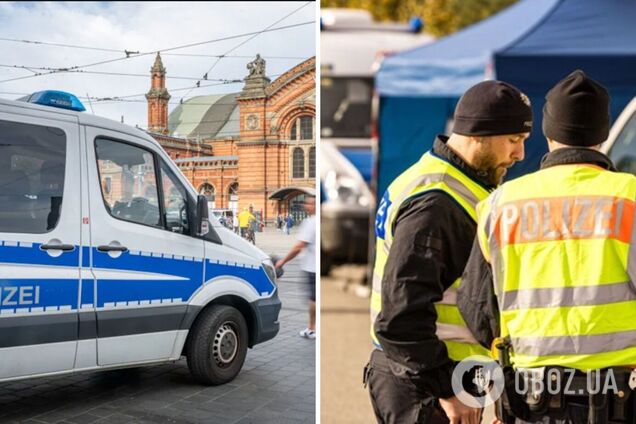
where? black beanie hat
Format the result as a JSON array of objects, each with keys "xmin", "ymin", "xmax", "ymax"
[
  {"xmin": 542, "ymin": 70, "xmax": 610, "ymax": 146},
  {"xmin": 452, "ymin": 80, "xmax": 533, "ymax": 136}
]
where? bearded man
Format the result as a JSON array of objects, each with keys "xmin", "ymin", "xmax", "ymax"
[{"xmin": 366, "ymin": 80, "xmax": 533, "ymax": 424}]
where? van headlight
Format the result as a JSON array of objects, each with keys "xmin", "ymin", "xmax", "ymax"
[{"xmin": 262, "ymin": 259, "xmax": 277, "ymax": 285}]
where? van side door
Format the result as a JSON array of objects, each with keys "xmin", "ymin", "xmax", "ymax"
[
  {"xmin": 0, "ymin": 112, "xmax": 81, "ymax": 379},
  {"xmin": 86, "ymin": 128, "xmax": 204, "ymax": 366}
]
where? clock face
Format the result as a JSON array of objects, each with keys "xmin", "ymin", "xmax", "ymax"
[{"xmin": 246, "ymin": 114, "xmax": 259, "ymax": 130}]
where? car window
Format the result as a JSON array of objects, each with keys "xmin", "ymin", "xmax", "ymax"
[
  {"xmin": 95, "ymin": 138, "xmax": 161, "ymax": 228},
  {"xmin": 159, "ymin": 161, "xmax": 189, "ymax": 234},
  {"xmin": 0, "ymin": 120, "xmax": 66, "ymax": 234},
  {"xmin": 321, "ymin": 77, "xmax": 373, "ymax": 138},
  {"xmin": 608, "ymin": 110, "xmax": 636, "ymax": 175}
]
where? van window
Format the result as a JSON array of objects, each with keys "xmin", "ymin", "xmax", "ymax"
[
  {"xmin": 159, "ymin": 161, "xmax": 189, "ymax": 234},
  {"xmin": 0, "ymin": 120, "xmax": 66, "ymax": 234},
  {"xmin": 608, "ymin": 111, "xmax": 636, "ymax": 175},
  {"xmin": 95, "ymin": 138, "xmax": 161, "ymax": 228}
]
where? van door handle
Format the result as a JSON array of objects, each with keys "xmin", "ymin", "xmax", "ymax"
[
  {"xmin": 40, "ymin": 243, "xmax": 75, "ymax": 252},
  {"xmin": 97, "ymin": 245, "xmax": 128, "ymax": 252}
]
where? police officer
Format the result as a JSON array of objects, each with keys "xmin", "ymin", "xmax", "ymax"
[
  {"xmin": 458, "ymin": 70, "xmax": 636, "ymax": 423},
  {"xmin": 366, "ymin": 80, "xmax": 532, "ymax": 423}
]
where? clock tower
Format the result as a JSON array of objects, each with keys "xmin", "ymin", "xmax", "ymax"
[{"xmin": 146, "ymin": 52, "xmax": 171, "ymax": 134}]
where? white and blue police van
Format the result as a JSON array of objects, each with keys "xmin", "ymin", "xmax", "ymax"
[{"xmin": 0, "ymin": 90, "xmax": 281, "ymax": 385}]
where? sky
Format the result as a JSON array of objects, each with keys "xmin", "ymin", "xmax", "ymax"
[{"xmin": 0, "ymin": 1, "xmax": 316, "ymax": 129}]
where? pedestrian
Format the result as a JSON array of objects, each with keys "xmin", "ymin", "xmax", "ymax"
[
  {"xmin": 285, "ymin": 214, "xmax": 293, "ymax": 235},
  {"xmin": 275, "ymin": 196, "xmax": 316, "ymax": 339},
  {"xmin": 247, "ymin": 206, "xmax": 259, "ymax": 244},
  {"xmin": 458, "ymin": 70, "xmax": 636, "ymax": 424},
  {"xmin": 232, "ymin": 213, "xmax": 239, "ymax": 234},
  {"xmin": 277, "ymin": 214, "xmax": 283, "ymax": 231},
  {"xmin": 238, "ymin": 207, "xmax": 256, "ymax": 239},
  {"xmin": 366, "ymin": 80, "xmax": 532, "ymax": 424}
]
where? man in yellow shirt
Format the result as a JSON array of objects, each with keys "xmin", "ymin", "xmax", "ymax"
[{"xmin": 238, "ymin": 207, "xmax": 256, "ymax": 238}]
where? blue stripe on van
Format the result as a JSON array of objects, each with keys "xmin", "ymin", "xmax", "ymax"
[
  {"xmin": 0, "ymin": 279, "xmax": 78, "ymax": 311},
  {"xmin": 0, "ymin": 241, "xmax": 79, "ymax": 267},
  {"xmin": 0, "ymin": 242, "xmax": 274, "ymax": 312},
  {"xmin": 80, "ymin": 278, "xmax": 94, "ymax": 307},
  {"xmin": 206, "ymin": 261, "xmax": 275, "ymax": 295},
  {"xmin": 82, "ymin": 246, "xmax": 90, "ymax": 268}
]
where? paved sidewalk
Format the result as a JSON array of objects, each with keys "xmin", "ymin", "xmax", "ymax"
[
  {"xmin": 321, "ymin": 265, "xmax": 375, "ymax": 424},
  {"xmin": 0, "ymin": 228, "xmax": 315, "ymax": 424},
  {"xmin": 321, "ymin": 265, "xmax": 495, "ymax": 424}
]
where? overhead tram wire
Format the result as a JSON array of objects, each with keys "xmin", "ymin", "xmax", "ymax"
[
  {"xmin": 0, "ymin": 36, "xmax": 124, "ymax": 53},
  {"xmin": 179, "ymin": 1, "xmax": 312, "ymax": 102},
  {"xmin": 163, "ymin": 53, "xmax": 309, "ymax": 60},
  {"xmin": 85, "ymin": 81, "xmax": 315, "ymax": 105},
  {"xmin": 0, "ymin": 20, "xmax": 314, "ymax": 84},
  {"xmin": 0, "ymin": 37, "xmax": 310, "ymax": 61},
  {"xmin": 0, "ymin": 64, "xmax": 243, "ymax": 82},
  {"xmin": 82, "ymin": 71, "xmax": 311, "ymax": 103}
]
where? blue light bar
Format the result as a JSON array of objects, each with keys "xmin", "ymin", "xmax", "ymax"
[
  {"xmin": 409, "ymin": 17, "xmax": 423, "ymax": 33},
  {"xmin": 25, "ymin": 90, "xmax": 86, "ymax": 112}
]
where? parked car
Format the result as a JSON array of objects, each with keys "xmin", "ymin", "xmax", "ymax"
[
  {"xmin": 0, "ymin": 90, "xmax": 280, "ymax": 385},
  {"xmin": 602, "ymin": 96, "xmax": 636, "ymax": 174},
  {"xmin": 321, "ymin": 140, "xmax": 373, "ymax": 275},
  {"xmin": 209, "ymin": 208, "xmax": 235, "ymax": 229}
]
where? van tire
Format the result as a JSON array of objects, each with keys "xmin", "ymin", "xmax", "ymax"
[{"xmin": 186, "ymin": 305, "xmax": 248, "ymax": 385}]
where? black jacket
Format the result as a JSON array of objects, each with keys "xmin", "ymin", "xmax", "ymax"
[
  {"xmin": 457, "ymin": 148, "xmax": 617, "ymax": 349},
  {"xmin": 373, "ymin": 136, "xmax": 496, "ymax": 399}
]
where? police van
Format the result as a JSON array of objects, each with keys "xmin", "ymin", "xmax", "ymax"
[{"xmin": 0, "ymin": 91, "xmax": 281, "ymax": 385}]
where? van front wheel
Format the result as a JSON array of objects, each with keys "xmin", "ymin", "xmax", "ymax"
[{"xmin": 186, "ymin": 305, "xmax": 248, "ymax": 385}]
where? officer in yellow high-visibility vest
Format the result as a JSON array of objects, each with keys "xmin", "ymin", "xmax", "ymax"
[
  {"xmin": 458, "ymin": 70, "xmax": 636, "ymax": 423},
  {"xmin": 365, "ymin": 80, "xmax": 532, "ymax": 424}
]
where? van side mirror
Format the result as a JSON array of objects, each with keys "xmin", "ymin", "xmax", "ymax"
[{"xmin": 196, "ymin": 195, "xmax": 209, "ymax": 236}]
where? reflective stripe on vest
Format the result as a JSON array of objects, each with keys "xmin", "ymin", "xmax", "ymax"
[
  {"xmin": 477, "ymin": 164, "xmax": 636, "ymax": 370},
  {"xmin": 370, "ymin": 151, "xmax": 490, "ymax": 361}
]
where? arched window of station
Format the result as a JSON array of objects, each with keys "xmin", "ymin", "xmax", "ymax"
[
  {"xmin": 292, "ymin": 147, "xmax": 305, "ymax": 179},
  {"xmin": 289, "ymin": 115, "xmax": 314, "ymax": 141},
  {"xmin": 308, "ymin": 146, "xmax": 316, "ymax": 178},
  {"xmin": 228, "ymin": 182, "xmax": 239, "ymax": 212},
  {"xmin": 199, "ymin": 183, "xmax": 216, "ymax": 208}
]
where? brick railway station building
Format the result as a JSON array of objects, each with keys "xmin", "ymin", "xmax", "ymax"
[{"xmin": 145, "ymin": 53, "xmax": 316, "ymax": 224}]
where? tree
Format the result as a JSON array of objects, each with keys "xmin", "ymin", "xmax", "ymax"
[
  {"xmin": 423, "ymin": 0, "xmax": 518, "ymax": 36},
  {"xmin": 321, "ymin": 0, "xmax": 518, "ymax": 36},
  {"xmin": 321, "ymin": 0, "xmax": 418, "ymax": 22}
]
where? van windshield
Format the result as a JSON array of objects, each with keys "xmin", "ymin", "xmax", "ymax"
[{"xmin": 320, "ymin": 77, "xmax": 373, "ymax": 139}]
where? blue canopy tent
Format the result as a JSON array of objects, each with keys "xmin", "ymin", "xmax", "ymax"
[{"xmin": 375, "ymin": 0, "xmax": 636, "ymax": 198}]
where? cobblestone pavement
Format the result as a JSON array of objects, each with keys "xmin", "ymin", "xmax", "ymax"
[{"xmin": 0, "ymin": 228, "xmax": 315, "ymax": 424}]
